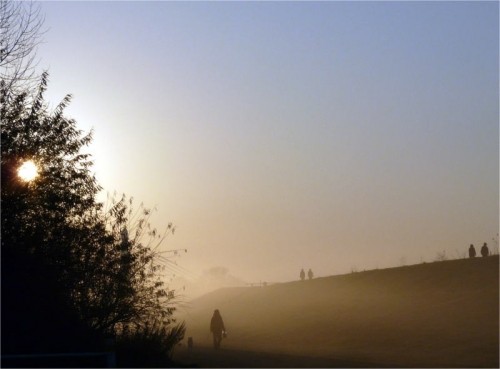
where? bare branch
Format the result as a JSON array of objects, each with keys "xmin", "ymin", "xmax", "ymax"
[{"xmin": 0, "ymin": 0, "xmax": 46, "ymax": 93}]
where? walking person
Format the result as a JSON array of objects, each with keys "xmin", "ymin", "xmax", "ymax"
[
  {"xmin": 480, "ymin": 242, "xmax": 489, "ymax": 257},
  {"xmin": 210, "ymin": 309, "xmax": 226, "ymax": 349},
  {"xmin": 300, "ymin": 268, "xmax": 305, "ymax": 281},
  {"xmin": 468, "ymin": 244, "xmax": 476, "ymax": 258},
  {"xmin": 308, "ymin": 268, "xmax": 314, "ymax": 280}
]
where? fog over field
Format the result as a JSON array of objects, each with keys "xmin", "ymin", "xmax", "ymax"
[
  {"xmin": 39, "ymin": 1, "xmax": 499, "ymax": 283},
  {"xmin": 2, "ymin": 1, "xmax": 498, "ymax": 367},
  {"xmin": 175, "ymin": 256, "xmax": 499, "ymax": 368}
]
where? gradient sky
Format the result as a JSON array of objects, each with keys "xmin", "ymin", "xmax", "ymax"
[{"xmin": 38, "ymin": 1, "xmax": 498, "ymax": 284}]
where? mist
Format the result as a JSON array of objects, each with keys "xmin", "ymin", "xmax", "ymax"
[
  {"xmin": 175, "ymin": 257, "xmax": 499, "ymax": 367},
  {"xmin": 171, "ymin": 266, "xmax": 246, "ymax": 300}
]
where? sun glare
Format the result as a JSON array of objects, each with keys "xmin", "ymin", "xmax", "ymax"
[{"xmin": 18, "ymin": 160, "xmax": 39, "ymax": 182}]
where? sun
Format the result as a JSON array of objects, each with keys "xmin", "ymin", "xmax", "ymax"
[{"xmin": 18, "ymin": 160, "xmax": 39, "ymax": 182}]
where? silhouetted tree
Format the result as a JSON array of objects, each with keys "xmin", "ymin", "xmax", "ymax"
[
  {"xmin": 1, "ymin": 73, "xmax": 100, "ymax": 250},
  {"xmin": 1, "ymin": 1, "xmax": 184, "ymax": 357},
  {"xmin": 1, "ymin": 72, "xmax": 106, "ymax": 353},
  {"xmin": 73, "ymin": 194, "xmax": 180, "ymax": 334},
  {"xmin": 1, "ymin": 74, "xmax": 184, "ymax": 356}
]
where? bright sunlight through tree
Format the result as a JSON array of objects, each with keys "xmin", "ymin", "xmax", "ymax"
[{"xmin": 17, "ymin": 160, "xmax": 38, "ymax": 182}]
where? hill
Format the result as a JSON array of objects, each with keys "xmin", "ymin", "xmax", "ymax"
[{"xmin": 176, "ymin": 256, "xmax": 499, "ymax": 367}]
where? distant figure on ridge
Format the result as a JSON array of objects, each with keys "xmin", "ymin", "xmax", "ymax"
[
  {"xmin": 210, "ymin": 309, "xmax": 226, "ymax": 349},
  {"xmin": 308, "ymin": 268, "xmax": 314, "ymax": 280},
  {"xmin": 300, "ymin": 268, "xmax": 305, "ymax": 281},
  {"xmin": 481, "ymin": 242, "xmax": 489, "ymax": 257},
  {"xmin": 468, "ymin": 244, "xmax": 476, "ymax": 258}
]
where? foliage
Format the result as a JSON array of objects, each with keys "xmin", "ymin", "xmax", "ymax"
[
  {"xmin": 73, "ymin": 193, "xmax": 179, "ymax": 334},
  {"xmin": 1, "ymin": 73, "xmax": 184, "ymax": 357},
  {"xmin": 116, "ymin": 320, "xmax": 186, "ymax": 367},
  {"xmin": 1, "ymin": 72, "xmax": 100, "ymax": 250},
  {"xmin": 1, "ymin": 0, "xmax": 184, "ymax": 360}
]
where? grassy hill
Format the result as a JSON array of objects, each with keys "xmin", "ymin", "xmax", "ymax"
[{"xmin": 177, "ymin": 256, "xmax": 499, "ymax": 367}]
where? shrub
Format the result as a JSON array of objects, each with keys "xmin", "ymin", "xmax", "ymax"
[{"xmin": 116, "ymin": 320, "xmax": 186, "ymax": 367}]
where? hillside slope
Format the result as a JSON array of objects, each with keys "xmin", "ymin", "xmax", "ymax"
[{"xmin": 178, "ymin": 256, "xmax": 499, "ymax": 367}]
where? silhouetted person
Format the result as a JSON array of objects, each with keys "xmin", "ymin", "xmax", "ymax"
[
  {"xmin": 210, "ymin": 309, "xmax": 226, "ymax": 349},
  {"xmin": 300, "ymin": 268, "xmax": 305, "ymax": 281},
  {"xmin": 468, "ymin": 244, "xmax": 476, "ymax": 258},
  {"xmin": 308, "ymin": 268, "xmax": 314, "ymax": 280},
  {"xmin": 481, "ymin": 242, "xmax": 489, "ymax": 257}
]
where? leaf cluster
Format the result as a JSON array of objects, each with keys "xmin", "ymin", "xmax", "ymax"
[
  {"xmin": 115, "ymin": 320, "xmax": 186, "ymax": 367},
  {"xmin": 1, "ymin": 73, "xmax": 184, "ymax": 355}
]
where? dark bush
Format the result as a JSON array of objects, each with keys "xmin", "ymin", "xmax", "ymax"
[{"xmin": 116, "ymin": 321, "xmax": 185, "ymax": 367}]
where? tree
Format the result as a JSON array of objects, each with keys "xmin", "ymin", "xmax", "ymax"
[
  {"xmin": 1, "ymin": 0, "xmax": 185, "ymax": 359},
  {"xmin": 71, "ymin": 194, "xmax": 180, "ymax": 335},
  {"xmin": 1, "ymin": 72, "xmax": 105, "ymax": 354},
  {"xmin": 0, "ymin": 0, "xmax": 45, "ymax": 93},
  {"xmin": 1, "ymin": 73, "xmax": 100, "ymax": 251},
  {"xmin": 1, "ymin": 73, "xmax": 184, "ymax": 358}
]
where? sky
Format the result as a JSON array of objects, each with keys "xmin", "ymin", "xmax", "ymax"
[{"xmin": 38, "ymin": 1, "xmax": 498, "ymax": 287}]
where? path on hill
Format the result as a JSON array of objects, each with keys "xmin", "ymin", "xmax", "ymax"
[{"xmin": 172, "ymin": 346, "xmax": 388, "ymax": 368}]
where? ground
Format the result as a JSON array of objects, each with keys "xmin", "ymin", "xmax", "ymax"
[{"xmin": 175, "ymin": 256, "xmax": 499, "ymax": 368}]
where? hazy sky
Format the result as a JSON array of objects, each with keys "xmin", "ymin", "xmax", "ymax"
[{"xmin": 39, "ymin": 1, "xmax": 498, "ymax": 284}]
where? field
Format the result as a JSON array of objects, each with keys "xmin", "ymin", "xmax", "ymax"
[{"xmin": 174, "ymin": 256, "xmax": 499, "ymax": 368}]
